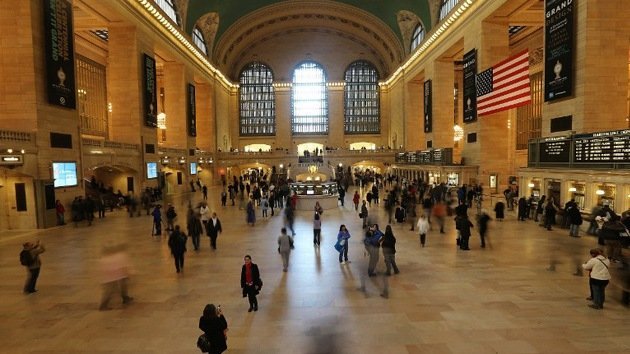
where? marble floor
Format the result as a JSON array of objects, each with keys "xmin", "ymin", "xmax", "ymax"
[{"xmin": 1, "ymin": 186, "xmax": 628, "ymax": 354}]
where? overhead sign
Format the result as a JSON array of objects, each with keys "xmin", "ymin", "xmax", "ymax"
[
  {"xmin": 44, "ymin": 0, "xmax": 76, "ymax": 108},
  {"xmin": 0, "ymin": 155, "xmax": 24, "ymax": 165},
  {"xmin": 544, "ymin": 0, "xmax": 575, "ymax": 101}
]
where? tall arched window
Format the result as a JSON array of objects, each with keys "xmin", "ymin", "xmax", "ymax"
[
  {"xmin": 192, "ymin": 27, "xmax": 208, "ymax": 56},
  {"xmin": 239, "ymin": 62, "xmax": 275, "ymax": 136},
  {"xmin": 439, "ymin": 0, "xmax": 460, "ymax": 21},
  {"xmin": 344, "ymin": 61, "xmax": 380, "ymax": 134},
  {"xmin": 291, "ymin": 61, "xmax": 328, "ymax": 135},
  {"xmin": 410, "ymin": 23, "xmax": 425, "ymax": 51},
  {"xmin": 155, "ymin": 0, "xmax": 179, "ymax": 25}
]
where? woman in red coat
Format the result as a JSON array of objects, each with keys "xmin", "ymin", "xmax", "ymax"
[{"xmin": 240, "ymin": 255, "xmax": 262, "ymax": 312}]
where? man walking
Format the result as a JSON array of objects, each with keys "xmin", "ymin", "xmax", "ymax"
[
  {"xmin": 207, "ymin": 212, "xmax": 223, "ymax": 250},
  {"xmin": 168, "ymin": 225, "xmax": 187, "ymax": 273},
  {"xmin": 21, "ymin": 240, "xmax": 45, "ymax": 294}
]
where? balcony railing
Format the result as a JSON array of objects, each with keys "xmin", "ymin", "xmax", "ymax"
[
  {"xmin": 0, "ymin": 130, "xmax": 35, "ymax": 143},
  {"xmin": 82, "ymin": 138, "xmax": 140, "ymax": 154}
]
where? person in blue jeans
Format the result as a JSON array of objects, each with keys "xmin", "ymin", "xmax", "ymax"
[
  {"xmin": 337, "ymin": 225, "xmax": 351, "ymax": 264},
  {"xmin": 582, "ymin": 248, "xmax": 611, "ymax": 309}
]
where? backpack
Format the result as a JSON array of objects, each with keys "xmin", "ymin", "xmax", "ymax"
[{"xmin": 20, "ymin": 250, "xmax": 34, "ymax": 266}]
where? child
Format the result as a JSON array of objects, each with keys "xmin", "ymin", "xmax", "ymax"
[{"xmin": 416, "ymin": 214, "xmax": 430, "ymax": 247}]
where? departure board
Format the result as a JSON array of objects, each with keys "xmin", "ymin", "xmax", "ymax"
[
  {"xmin": 573, "ymin": 129, "xmax": 630, "ymax": 163},
  {"xmin": 539, "ymin": 137, "xmax": 570, "ymax": 163}
]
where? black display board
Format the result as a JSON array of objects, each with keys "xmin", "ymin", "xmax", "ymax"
[
  {"xmin": 187, "ymin": 83, "xmax": 197, "ymax": 137},
  {"xmin": 142, "ymin": 54, "xmax": 158, "ymax": 128},
  {"xmin": 418, "ymin": 150, "xmax": 432, "ymax": 164},
  {"xmin": 539, "ymin": 136, "xmax": 571, "ymax": 163},
  {"xmin": 463, "ymin": 49, "xmax": 477, "ymax": 123},
  {"xmin": 44, "ymin": 0, "xmax": 76, "ymax": 108},
  {"xmin": 544, "ymin": 0, "xmax": 575, "ymax": 101},
  {"xmin": 573, "ymin": 129, "xmax": 630, "ymax": 163},
  {"xmin": 423, "ymin": 80, "xmax": 432, "ymax": 133}
]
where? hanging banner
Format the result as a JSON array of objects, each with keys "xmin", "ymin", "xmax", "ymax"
[
  {"xmin": 544, "ymin": 0, "xmax": 574, "ymax": 101},
  {"xmin": 44, "ymin": 0, "xmax": 76, "ymax": 108},
  {"xmin": 187, "ymin": 83, "xmax": 197, "ymax": 137},
  {"xmin": 423, "ymin": 80, "xmax": 432, "ymax": 133},
  {"xmin": 142, "ymin": 54, "xmax": 158, "ymax": 128},
  {"xmin": 462, "ymin": 49, "xmax": 477, "ymax": 123}
]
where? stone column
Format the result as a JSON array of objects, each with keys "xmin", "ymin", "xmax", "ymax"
[
  {"xmin": 405, "ymin": 79, "xmax": 424, "ymax": 150},
  {"xmin": 425, "ymin": 59, "xmax": 455, "ymax": 149},
  {"xmin": 162, "ymin": 62, "xmax": 187, "ymax": 148},
  {"xmin": 195, "ymin": 82, "xmax": 215, "ymax": 152}
]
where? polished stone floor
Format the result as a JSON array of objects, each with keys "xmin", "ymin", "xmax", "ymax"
[{"xmin": 1, "ymin": 186, "xmax": 628, "ymax": 354}]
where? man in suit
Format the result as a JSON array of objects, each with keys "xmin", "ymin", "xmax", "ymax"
[{"xmin": 206, "ymin": 212, "xmax": 223, "ymax": 250}]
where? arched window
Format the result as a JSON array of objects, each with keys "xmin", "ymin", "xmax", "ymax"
[
  {"xmin": 192, "ymin": 27, "xmax": 208, "ymax": 55},
  {"xmin": 439, "ymin": 0, "xmax": 460, "ymax": 21},
  {"xmin": 410, "ymin": 23, "xmax": 425, "ymax": 51},
  {"xmin": 344, "ymin": 60, "xmax": 380, "ymax": 134},
  {"xmin": 291, "ymin": 61, "xmax": 328, "ymax": 135},
  {"xmin": 155, "ymin": 0, "xmax": 179, "ymax": 25},
  {"xmin": 239, "ymin": 62, "xmax": 275, "ymax": 136}
]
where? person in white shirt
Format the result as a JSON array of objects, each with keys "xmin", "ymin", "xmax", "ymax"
[
  {"xmin": 416, "ymin": 214, "xmax": 430, "ymax": 247},
  {"xmin": 199, "ymin": 203, "xmax": 210, "ymax": 229},
  {"xmin": 582, "ymin": 248, "xmax": 611, "ymax": 309}
]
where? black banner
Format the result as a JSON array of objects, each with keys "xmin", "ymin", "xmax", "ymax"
[
  {"xmin": 44, "ymin": 0, "xmax": 76, "ymax": 108},
  {"xmin": 423, "ymin": 80, "xmax": 432, "ymax": 133},
  {"xmin": 544, "ymin": 0, "xmax": 574, "ymax": 101},
  {"xmin": 462, "ymin": 49, "xmax": 477, "ymax": 123},
  {"xmin": 143, "ymin": 54, "xmax": 158, "ymax": 128},
  {"xmin": 187, "ymin": 84, "xmax": 196, "ymax": 137}
]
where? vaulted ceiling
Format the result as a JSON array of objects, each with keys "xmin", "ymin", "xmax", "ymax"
[{"xmin": 184, "ymin": 0, "xmax": 434, "ymax": 80}]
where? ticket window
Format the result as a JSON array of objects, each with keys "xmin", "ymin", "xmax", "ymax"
[
  {"xmin": 528, "ymin": 179, "xmax": 541, "ymax": 199},
  {"xmin": 596, "ymin": 184, "xmax": 616, "ymax": 210},
  {"xmin": 569, "ymin": 182, "xmax": 586, "ymax": 210},
  {"xmin": 546, "ymin": 180, "xmax": 561, "ymax": 207}
]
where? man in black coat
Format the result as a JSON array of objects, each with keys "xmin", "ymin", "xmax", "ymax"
[
  {"xmin": 206, "ymin": 212, "xmax": 223, "ymax": 250},
  {"xmin": 168, "ymin": 225, "xmax": 187, "ymax": 273}
]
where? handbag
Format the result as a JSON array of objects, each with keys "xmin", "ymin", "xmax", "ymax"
[
  {"xmin": 334, "ymin": 240, "xmax": 343, "ymax": 252},
  {"xmin": 197, "ymin": 333, "xmax": 211, "ymax": 353}
]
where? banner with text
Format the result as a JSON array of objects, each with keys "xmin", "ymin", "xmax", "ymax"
[
  {"xmin": 142, "ymin": 54, "xmax": 157, "ymax": 128},
  {"xmin": 544, "ymin": 0, "xmax": 574, "ymax": 101},
  {"xmin": 424, "ymin": 80, "xmax": 432, "ymax": 133},
  {"xmin": 187, "ymin": 84, "xmax": 197, "ymax": 137},
  {"xmin": 44, "ymin": 0, "xmax": 76, "ymax": 108},
  {"xmin": 463, "ymin": 49, "xmax": 477, "ymax": 123}
]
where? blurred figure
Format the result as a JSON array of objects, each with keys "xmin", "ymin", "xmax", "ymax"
[
  {"xmin": 364, "ymin": 224, "xmax": 383, "ymax": 277},
  {"xmin": 313, "ymin": 212, "xmax": 322, "ymax": 247},
  {"xmin": 353, "ymin": 191, "xmax": 360, "ymax": 211},
  {"xmin": 285, "ymin": 205, "xmax": 296, "ymax": 236},
  {"xmin": 477, "ymin": 209, "xmax": 491, "ymax": 248},
  {"xmin": 416, "ymin": 213, "xmax": 429, "ymax": 247},
  {"xmin": 360, "ymin": 201, "xmax": 369, "ymax": 228},
  {"xmin": 21, "ymin": 240, "xmax": 45, "ymax": 294},
  {"xmin": 151, "ymin": 204, "xmax": 162, "ymax": 236},
  {"xmin": 246, "ymin": 199, "xmax": 256, "ymax": 226},
  {"xmin": 168, "ymin": 225, "xmax": 187, "ymax": 273},
  {"xmin": 187, "ymin": 206, "xmax": 203, "ymax": 251},
  {"xmin": 494, "ymin": 201, "xmax": 505, "ymax": 222},
  {"xmin": 432, "ymin": 201, "xmax": 447, "ymax": 234},
  {"xmin": 277, "ymin": 227, "xmax": 294, "ymax": 272},
  {"xmin": 456, "ymin": 214, "xmax": 474, "ymax": 251},
  {"xmin": 381, "ymin": 225, "xmax": 399, "ymax": 276},
  {"xmin": 198, "ymin": 304, "xmax": 228, "ymax": 354},
  {"xmin": 337, "ymin": 225, "xmax": 351, "ymax": 264},
  {"xmin": 55, "ymin": 200, "xmax": 65, "ymax": 225},
  {"xmin": 98, "ymin": 244, "xmax": 133, "ymax": 310},
  {"xmin": 165, "ymin": 204, "xmax": 177, "ymax": 232}
]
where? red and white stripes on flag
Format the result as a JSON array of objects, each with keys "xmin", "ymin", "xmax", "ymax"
[{"xmin": 476, "ymin": 50, "xmax": 531, "ymax": 116}]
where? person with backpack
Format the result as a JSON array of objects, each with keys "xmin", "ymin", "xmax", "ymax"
[
  {"xmin": 168, "ymin": 225, "xmax": 187, "ymax": 273},
  {"xmin": 21, "ymin": 240, "xmax": 45, "ymax": 294},
  {"xmin": 260, "ymin": 195, "xmax": 269, "ymax": 218}
]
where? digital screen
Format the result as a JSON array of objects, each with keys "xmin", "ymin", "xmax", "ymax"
[
  {"xmin": 146, "ymin": 162, "xmax": 157, "ymax": 179},
  {"xmin": 573, "ymin": 130, "xmax": 630, "ymax": 163},
  {"xmin": 190, "ymin": 162, "xmax": 197, "ymax": 175},
  {"xmin": 539, "ymin": 138, "xmax": 570, "ymax": 163},
  {"xmin": 52, "ymin": 162, "xmax": 77, "ymax": 188}
]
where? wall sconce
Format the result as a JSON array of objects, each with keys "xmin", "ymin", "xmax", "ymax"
[
  {"xmin": 338, "ymin": 163, "xmax": 343, "ymax": 167},
  {"xmin": 279, "ymin": 164, "xmax": 284, "ymax": 169},
  {"xmin": 178, "ymin": 157, "xmax": 186, "ymax": 164},
  {"xmin": 568, "ymin": 187, "xmax": 577, "ymax": 192},
  {"xmin": 527, "ymin": 183, "xmax": 535, "ymax": 188},
  {"xmin": 595, "ymin": 189, "xmax": 605, "ymax": 195},
  {"xmin": 161, "ymin": 156, "xmax": 170, "ymax": 165}
]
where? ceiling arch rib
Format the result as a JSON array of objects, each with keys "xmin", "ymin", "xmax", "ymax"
[{"xmin": 213, "ymin": 1, "xmax": 405, "ymax": 80}]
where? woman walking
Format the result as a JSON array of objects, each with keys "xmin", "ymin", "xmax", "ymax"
[
  {"xmin": 240, "ymin": 255, "xmax": 262, "ymax": 312},
  {"xmin": 381, "ymin": 225, "xmax": 400, "ymax": 275},
  {"xmin": 187, "ymin": 207, "xmax": 203, "ymax": 251},
  {"xmin": 337, "ymin": 225, "xmax": 351, "ymax": 264},
  {"xmin": 582, "ymin": 248, "xmax": 611, "ymax": 309},
  {"xmin": 416, "ymin": 214, "xmax": 430, "ymax": 247},
  {"xmin": 313, "ymin": 212, "xmax": 322, "ymax": 247},
  {"xmin": 277, "ymin": 228, "xmax": 294, "ymax": 272},
  {"xmin": 246, "ymin": 200, "xmax": 256, "ymax": 226},
  {"xmin": 353, "ymin": 191, "xmax": 360, "ymax": 211},
  {"xmin": 198, "ymin": 304, "xmax": 228, "ymax": 354}
]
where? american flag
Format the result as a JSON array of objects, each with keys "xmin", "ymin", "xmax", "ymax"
[{"xmin": 476, "ymin": 50, "xmax": 531, "ymax": 116}]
